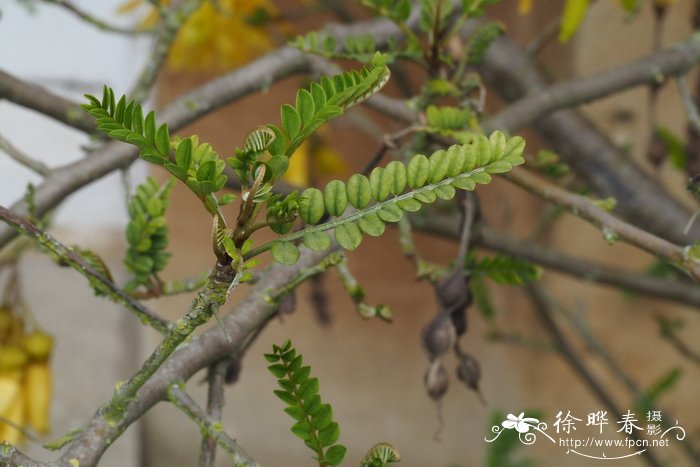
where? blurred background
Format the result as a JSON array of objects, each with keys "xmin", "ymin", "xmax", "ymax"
[{"xmin": 0, "ymin": 0, "xmax": 699, "ymax": 466}]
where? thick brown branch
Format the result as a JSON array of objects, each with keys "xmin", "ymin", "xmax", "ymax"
[
  {"xmin": 478, "ymin": 35, "xmax": 698, "ymax": 244},
  {"xmin": 479, "ymin": 225, "xmax": 700, "ymax": 310},
  {"xmin": 486, "ymin": 34, "xmax": 700, "ymax": 133},
  {"xmin": 0, "ymin": 69, "xmax": 97, "ymax": 133},
  {"xmin": 408, "ymin": 213, "xmax": 700, "ymax": 310},
  {"xmin": 50, "ymin": 247, "xmax": 331, "ymax": 466},
  {"xmin": 505, "ymin": 168, "xmax": 700, "ymax": 281}
]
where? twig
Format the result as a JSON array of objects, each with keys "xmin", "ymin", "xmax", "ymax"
[
  {"xmin": 129, "ymin": 0, "xmax": 203, "ymax": 103},
  {"xmin": 167, "ymin": 384, "xmax": 258, "ymax": 467},
  {"xmin": 524, "ymin": 15, "xmax": 560, "ymax": 57},
  {"xmin": 41, "ymin": 0, "xmax": 152, "ymax": 35},
  {"xmin": 360, "ymin": 125, "xmax": 421, "ymax": 176},
  {"xmin": 484, "ymin": 33, "xmax": 700, "ymax": 133},
  {"xmin": 0, "ymin": 205, "xmax": 170, "ymax": 334},
  {"xmin": 478, "ymin": 32, "xmax": 697, "ymax": 244},
  {"xmin": 0, "ymin": 444, "xmax": 45, "ymax": 467},
  {"xmin": 677, "ymin": 74, "xmax": 700, "ymax": 134},
  {"xmin": 525, "ymin": 283, "xmax": 665, "ymax": 467},
  {"xmin": 657, "ymin": 315, "xmax": 700, "ymax": 366},
  {"xmin": 0, "ymin": 133, "xmax": 51, "ymax": 176},
  {"xmin": 199, "ymin": 360, "xmax": 229, "ymax": 467},
  {"xmin": 455, "ymin": 192, "xmax": 475, "ymax": 268},
  {"xmin": 129, "ymin": 270, "xmax": 210, "ymax": 299},
  {"xmin": 558, "ymin": 301, "xmax": 700, "ymax": 462},
  {"xmin": 0, "ymin": 69, "xmax": 97, "ymax": 134},
  {"xmin": 504, "ymin": 168, "xmax": 700, "ymax": 282},
  {"xmin": 477, "ymin": 225, "xmax": 700, "ymax": 310}
]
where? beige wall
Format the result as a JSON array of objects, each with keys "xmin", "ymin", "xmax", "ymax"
[{"xmin": 136, "ymin": 3, "xmax": 700, "ymax": 466}]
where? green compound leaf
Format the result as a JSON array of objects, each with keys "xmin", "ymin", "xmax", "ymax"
[
  {"xmin": 324, "ymin": 180, "xmax": 348, "ymax": 217},
  {"xmin": 249, "ymin": 131, "xmax": 525, "ymax": 264},
  {"xmin": 271, "ymin": 241, "xmax": 300, "ymax": 265},
  {"xmin": 324, "ymin": 444, "xmax": 347, "ymax": 466},
  {"xmin": 319, "ymin": 421, "xmax": 341, "ymax": 447},
  {"xmin": 300, "ymin": 188, "xmax": 325, "ymax": 224},
  {"xmin": 334, "ymin": 223, "xmax": 363, "ymax": 250},
  {"xmin": 84, "ymin": 90, "xmax": 228, "ymax": 218},
  {"xmin": 407, "ymin": 153, "xmax": 430, "ymax": 188},
  {"xmin": 266, "ymin": 341, "xmax": 347, "ymax": 465},
  {"xmin": 303, "ymin": 231, "xmax": 332, "ymax": 252},
  {"xmin": 272, "ymin": 52, "xmax": 391, "ymax": 157},
  {"xmin": 347, "ymin": 174, "xmax": 372, "ymax": 208},
  {"xmin": 123, "ymin": 177, "xmax": 173, "ymax": 291},
  {"xmin": 357, "ymin": 213, "xmax": 385, "ymax": 237}
]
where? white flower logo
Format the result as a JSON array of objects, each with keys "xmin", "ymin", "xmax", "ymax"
[{"xmin": 502, "ymin": 412, "xmax": 540, "ymax": 433}]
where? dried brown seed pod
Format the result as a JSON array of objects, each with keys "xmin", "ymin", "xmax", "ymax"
[
  {"xmin": 456, "ymin": 350, "xmax": 486, "ymax": 404},
  {"xmin": 421, "ymin": 314, "xmax": 456, "ymax": 361},
  {"xmin": 424, "ymin": 360, "xmax": 449, "ymax": 401},
  {"xmin": 434, "ymin": 268, "xmax": 471, "ymax": 336}
]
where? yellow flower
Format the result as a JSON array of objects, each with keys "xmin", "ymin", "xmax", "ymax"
[
  {"xmin": 119, "ymin": 0, "xmax": 285, "ymax": 71},
  {"xmin": 518, "ymin": 0, "xmax": 533, "ymax": 14}
]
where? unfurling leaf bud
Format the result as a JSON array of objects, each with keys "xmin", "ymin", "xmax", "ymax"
[{"xmin": 421, "ymin": 314, "xmax": 456, "ymax": 361}]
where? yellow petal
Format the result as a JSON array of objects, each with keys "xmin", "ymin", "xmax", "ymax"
[
  {"xmin": 518, "ymin": 0, "xmax": 533, "ymax": 14},
  {"xmin": 25, "ymin": 363, "xmax": 52, "ymax": 434},
  {"xmin": 0, "ymin": 376, "xmax": 21, "ymax": 416},
  {"xmin": 284, "ymin": 141, "xmax": 311, "ymax": 187},
  {"xmin": 0, "ymin": 389, "xmax": 24, "ymax": 445}
]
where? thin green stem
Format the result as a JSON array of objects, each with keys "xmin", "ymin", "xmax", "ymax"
[
  {"xmin": 268, "ymin": 252, "xmax": 344, "ymax": 302},
  {"xmin": 0, "ymin": 205, "xmax": 170, "ymax": 334}
]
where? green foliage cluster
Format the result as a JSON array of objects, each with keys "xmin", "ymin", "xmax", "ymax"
[
  {"xmin": 82, "ymin": 88, "xmax": 229, "ymax": 219},
  {"xmin": 425, "ymin": 104, "xmax": 479, "ymax": 142},
  {"xmin": 466, "ymin": 254, "xmax": 542, "ymax": 320},
  {"xmin": 464, "ymin": 21, "xmax": 505, "ymax": 65},
  {"xmin": 123, "ymin": 177, "xmax": 173, "ymax": 291},
  {"xmin": 471, "ymin": 255, "xmax": 542, "ymax": 285},
  {"xmin": 291, "ymin": 32, "xmax": 418, "ymax": 64},
  {"xmin": 266, "ymin": 340, "xmax": 347, "ymax": 466},
  {"xmin": 267, "ymin": 132, "xmax": 525, "ymax": 264}
]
